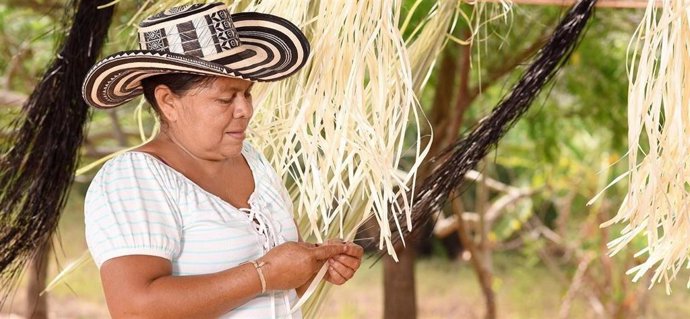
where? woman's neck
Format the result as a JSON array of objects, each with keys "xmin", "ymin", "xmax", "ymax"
[{"xmin": 155, "ymin": 129, "xmax": 237, "ymax": 177}]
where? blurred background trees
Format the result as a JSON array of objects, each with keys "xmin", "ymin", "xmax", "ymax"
[{"xmin": 1, "ymin": 1, "xmax": 682, "ymax": 318}]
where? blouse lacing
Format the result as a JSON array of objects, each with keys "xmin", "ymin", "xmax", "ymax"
[{"xmin": 242, "ymin": 194, "xmax": 293, "ymax": 319}]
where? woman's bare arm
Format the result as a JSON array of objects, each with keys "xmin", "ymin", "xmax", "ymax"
[
  {"xmin": 100, "ymin": 242, "xmax": 347, "ymax": 319},
  {"xmin": 101, "ymin": 255, "xmax": 259, "ymax": 319}
]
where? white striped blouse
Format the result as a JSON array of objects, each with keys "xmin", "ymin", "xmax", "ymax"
[{"xmin": 84, "ymin": 141, "xmax": 302, "ymax": 318}]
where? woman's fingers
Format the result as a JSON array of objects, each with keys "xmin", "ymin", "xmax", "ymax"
[
  {"xmin": 332, "ymin": 254, "xmax": 361, "ymax": 270},
  {"xmin": 343, "ymin": 242, "xmax": 364, "ymax": 258},
  {"xmin": 320, "ymin": 240, "xmax": 363, "ymax": 257},
  {"xmin": 328, "ymin": 259, "xmax": 356, "ymax": 280},
  {"xmin": 293, "ymin": 241, "xmax": 364, "ymax": 286},
  {"xmin": 312, "ymin": 243, "xmax": 346, "ymax": 261},
  {"xmin": 326, "ymin": 262, "xmax": 348, "ymax": 285}
]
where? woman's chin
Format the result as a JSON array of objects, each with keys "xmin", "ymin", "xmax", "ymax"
[{"xmin": 218, "ymin": 143, "xmax": 244, "ymax": 158}]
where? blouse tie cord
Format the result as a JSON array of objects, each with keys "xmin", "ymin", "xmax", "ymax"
[{"xmin": 240, "ymin": 197, "xmax": 292, "ymax": 319}]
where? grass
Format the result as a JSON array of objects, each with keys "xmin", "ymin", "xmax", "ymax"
[
  {"xmin": 320, "ymin": 255, "xmax": 690, "ymax": 319},
  {"xmin": 318, "ymin": 256, "xmax": 575, "ymax": 319}
]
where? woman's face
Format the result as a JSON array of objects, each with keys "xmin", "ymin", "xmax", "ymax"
[{"xmin": 160, "ymin": 76, "xmax": 254, "ymax": 160}]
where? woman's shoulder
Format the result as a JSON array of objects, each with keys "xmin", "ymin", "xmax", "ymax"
[
  {"xmin": 89, "ymin": 151, "xmax": 181, "ymax": 193},
  {"xmin": 97, "ymin": 151, "xmax": 165, "ymax": 177}
]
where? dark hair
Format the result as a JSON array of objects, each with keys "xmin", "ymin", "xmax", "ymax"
[{"xmin": 140, "ymin": 73, "xmax": 215, "ymax": 116}]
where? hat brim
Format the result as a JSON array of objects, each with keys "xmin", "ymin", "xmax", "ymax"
[{"xmin": 83, "ymin": 12, "xmax": 310, "ymax": 109}]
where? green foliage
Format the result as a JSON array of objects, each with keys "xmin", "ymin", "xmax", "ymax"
[
  {"xmin": 400, "ymin": 0, "xmax": 439, "ymax": 39},
  {"xmin": 478, "ymin": 8, "xmax": 635, "ymax": 196},
  {"xmin": 0, "ymin": 4, "xmax": 60, "ymax": 93},
  {"xmin": 409, "ymin": 15, "xmax": 653, "ymax": 314}
]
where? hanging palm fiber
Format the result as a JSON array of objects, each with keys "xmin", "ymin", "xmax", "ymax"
[
  {"xmin": 596, "ymin": 0, "xmax": 690, "ymax": 292},
  {"xmin": 0, "ymin": 0, "xmax": 115, "ymax": 298},
  {"xmin": 388, "ymin": 0, "xmax": 597, "ymax": 247}
]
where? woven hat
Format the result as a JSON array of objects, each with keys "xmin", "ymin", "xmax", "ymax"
[{"xmin": 82, "ymin": 2, "xmax": 310, "ymax": 109}]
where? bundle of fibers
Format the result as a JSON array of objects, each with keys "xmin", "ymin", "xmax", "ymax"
[
  {"xmin": 598, "ymin": 0, "xmax": 690, "ymax": 292},
  {"xmin": 239, "ymin": 1, "xmax": 448, "ymax": 316},
  {"xmin": 128, "ymin": 0, "xmax": 433, "ymax": 262},
  {"xmin": 389, "ymin": 0, "xmax": 597, "ymax": 246},
  {"xmin": 0, "ymin": 0, "xmax": 114, "ymax": 298}
]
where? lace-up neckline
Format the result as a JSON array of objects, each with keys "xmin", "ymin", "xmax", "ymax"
[{"xmin": 127, "ymin": 145, "xmax": 285, "ymax": 252}]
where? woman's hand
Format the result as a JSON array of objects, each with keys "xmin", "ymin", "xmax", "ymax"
[
  {"xmin": 260, "ymin": 241, "xmax": 346, "ymax": 291},
  {"xmin": 324, "ymin": 241, "xmax": 364, "ymax": 285}
]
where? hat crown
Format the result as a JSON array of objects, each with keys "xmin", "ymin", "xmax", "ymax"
[
  {"xmin": 138, "ymin": 2, "xmax": 242, "ymax": 59},
  {"xmin": 84, "ymin": 3, "xmax": 311, "ymax": 108}
]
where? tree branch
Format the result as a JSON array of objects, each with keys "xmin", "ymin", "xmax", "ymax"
[
  {"xmin": 432, "ymin": 211, "xmax": 478, "ymax": 238},
  {"xmin": 464, "ymin": 169, "xmax": 514, "ymax": 193},
  {"xmin": 0, "ymin": 89, "xmax": 28, "ymax": 106},
  {"xmin": 558, "ymin": 253, "xmax": 595, "ymax": 319},
  {"xmin": 484, "ymin": 187, "xmax": 536, "ymax": 221},
  {"xmin": 2, "ymin": 42, "xmax": 33, "ymax": 90},
  {"xmin": 453, "ymin": 195, "xmax": 496, "ymax": 319}
]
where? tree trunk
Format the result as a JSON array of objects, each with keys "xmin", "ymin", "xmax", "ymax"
[
  {"xmin": 382, "ymin": 26, "xmax": 471, "ymax": 319},
  {"xmin": 26, "ymin": 241, "xmax": 50, "ymax": 319},
  {"xmin": 383, "ymin": 244, "xmax": 417, "ymax": 319},
  {"xmin": 382, "ymin": 40, "xmax": 462, "ymax": 319}
]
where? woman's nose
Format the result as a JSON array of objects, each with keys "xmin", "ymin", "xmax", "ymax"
[{"xmin": 234, "ymin": 95, "xmax": 253, "ymax": 119}]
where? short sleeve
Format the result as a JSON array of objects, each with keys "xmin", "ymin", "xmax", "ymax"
[{"xmin": 84, "ymin": 152, "xmax": 182, "ymax": 268}]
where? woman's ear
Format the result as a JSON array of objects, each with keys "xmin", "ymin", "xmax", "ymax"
[{"xmin": 154, "ymin": 85, "xmax": 180, "ymax": 123}]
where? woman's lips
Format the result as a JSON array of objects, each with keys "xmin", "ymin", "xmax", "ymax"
[{"xmin": 225, "ymin": 131, "xmax": 246, "ymax": 139}]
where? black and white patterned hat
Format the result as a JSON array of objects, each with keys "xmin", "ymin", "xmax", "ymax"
[{"xmin": 83, "ymin": 2, "xmax": 310, "ymax": 109}]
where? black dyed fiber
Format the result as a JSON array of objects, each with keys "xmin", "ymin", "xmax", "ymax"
[
  {"xmin": 390, "ymin": 0, "xmax": 598, "ymax": 248},
  {"xmin": 0, "ymin": 0, "xmax": 115, "ymax": 300}
]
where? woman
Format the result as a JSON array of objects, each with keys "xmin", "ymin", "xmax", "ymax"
[{"xmin": 81, "ymin": 3, "xmax": 362, "ymax": 318}]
